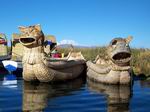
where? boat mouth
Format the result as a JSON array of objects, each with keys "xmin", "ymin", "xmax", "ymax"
[
  {"xmin": 19, "ymin": 37, "xmax": 36, "ymax": 45},
  {"xmin": 112, "ymin": 52, "xmax": 131, "ymax": 66}
]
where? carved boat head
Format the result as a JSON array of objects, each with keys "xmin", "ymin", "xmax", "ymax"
[
  {"xmin": 108, "ymin": 36, "xmax": 133, "ymax": 66},
  {"xmin": 18, "ymin": 24, "xmax": 44, "ymax": 47}
]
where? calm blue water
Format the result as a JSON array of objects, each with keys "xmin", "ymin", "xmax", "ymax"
[{"xmin": 0, "ymin": 70, "xmax": 150, "ymax": 112}]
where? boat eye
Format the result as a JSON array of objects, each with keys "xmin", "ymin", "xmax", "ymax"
[{"xmin": 111, "ymin": 40, "xmax": 117, "ymax": 45}]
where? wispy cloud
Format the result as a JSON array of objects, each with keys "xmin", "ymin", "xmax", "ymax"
[
  {"xmin": 58, "ymin": 39, "xmax": 78, "ymax": 45},
  {"xmin": 57, "ymin": 39, "xmax": 96, "ymax": 47}
]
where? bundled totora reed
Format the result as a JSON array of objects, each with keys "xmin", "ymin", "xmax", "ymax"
[
  {"xmin": 11, "ymin": 33, "xmax": 24, "ymax": 61},
  {"xmin": 18, "ymin": 24, "xmax": 86, "ymax": 82},
  {"xmin": 87, "ymin": 36, "xmax": 133, "ymax": 85},
  {"xmin": 0, "ymin": 33, "xmax": 8, "ymax": 56}
]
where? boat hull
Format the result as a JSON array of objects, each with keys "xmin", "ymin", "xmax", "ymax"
[
  {"xmin": 87, "ymin": 61, "xmax": 131, "ymax": 85},
  {"xmin": 23, "ymin": 60, "xmax": 86, "ymax": 82}
]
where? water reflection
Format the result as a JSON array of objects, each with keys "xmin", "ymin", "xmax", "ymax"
[
  {"xmin": 2, "ymin": 74, "xmax": 17, "ymax": 88},
  {"xmin": 140, "ymin": 80, "xmax": 150, "ymax": 88},
  {"xmin": 87, "ymin": 80, "xmax": 132, "ymax": 112},
  {"xmin": 23, "ymin": 78, "xmax": 85, "ymax": 112},
  {"xmin": 0, "ymin": 68, "xmax": 22, "ymax": 79}
]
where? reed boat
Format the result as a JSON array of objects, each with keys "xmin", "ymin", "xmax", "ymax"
[
  {"xmin": 87, "ymin": 36, "xmax": 133, "ymax": 84},
  {"xmin": 18, "ymin": 24, "xmax": 86, "ymax": 82}
]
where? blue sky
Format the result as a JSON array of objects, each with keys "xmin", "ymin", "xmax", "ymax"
[{"xmin": 0, "ymin": 0, "xmax": 150, "ymax": 48}]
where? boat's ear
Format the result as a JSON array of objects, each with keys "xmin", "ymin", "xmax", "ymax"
[
  {"xmin": 18, "ymin": 26, "xmax": 26, "ymax": 33},
  {"xmin": 125, "ymin": 36, "xmax": 133, "ymax": 44},
  {"xmin": 34, "ymin": 24, "xmax": 41, "ymax": 31}
]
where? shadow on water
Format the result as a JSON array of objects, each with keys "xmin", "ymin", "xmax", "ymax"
[
  {"xmin": 139, "ymin": 79, "xmax": 150, "ymax": 88},
  {"xmin": 87, "ymin": 79, "xmax": 132, "ymax": 112},
  {"xmin": 23, "ymin": 78, "xmax": 85, "ymax": 112},
  {"xmin": 0, "ymin": 68, "xmax": 22, "ymax": 79}
]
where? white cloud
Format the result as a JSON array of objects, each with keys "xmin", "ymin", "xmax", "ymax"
[{"xmin": 58, "ymin": 39, "xmax": 78, "ymax": 45}]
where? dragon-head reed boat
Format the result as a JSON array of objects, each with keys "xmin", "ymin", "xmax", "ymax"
[
  {"xmin": 87, "ymin": 36, "xmax": 133, "ymax": 85},
  {"xmin": 18, "ymin": 24, "xmax": 86, "ymax": 82}
]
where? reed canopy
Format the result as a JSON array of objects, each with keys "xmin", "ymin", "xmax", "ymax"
[
  {"xmin": 11, "ymin": 33, "xmax": 23, "ymax": 61},
  {"xmin": 44, "ymin": 35, "xmax": 57, "ymax": 55},
  {"xmin": 0, "ymin": 33, "xmax": 8, "ymax": 56}
]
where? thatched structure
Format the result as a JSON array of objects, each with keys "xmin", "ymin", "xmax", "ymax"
[
  {"xmin": 44, "ymin": 35, "xmax": 56, "ymax": 56},
  {"xmin": 11, "ymin": 33, "xmax": 23, "ymax": 61},
  {"xmin": 0, "ymin": 33, "xmax": 8, "ymax": 56},
  {"xmin": 87, "ymin": 36, "xmax": 133, "ymax": 84},
  {"xmin": 18, "ymin": 24, "xmax": 86, "ymax": 82}
]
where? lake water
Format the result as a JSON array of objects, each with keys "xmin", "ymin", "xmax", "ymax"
[{"xmin": 0, "ymin": 70, "xmax": 150, "ymax": 112}]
